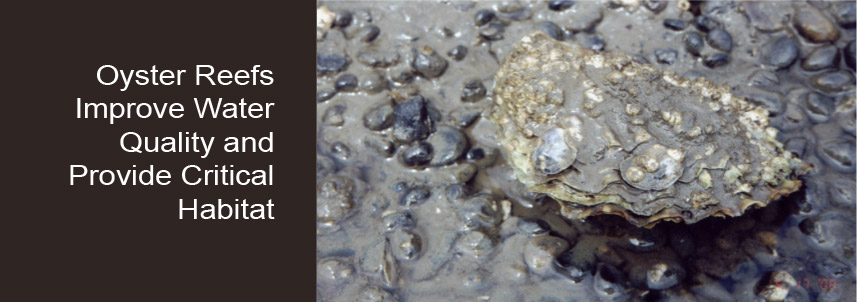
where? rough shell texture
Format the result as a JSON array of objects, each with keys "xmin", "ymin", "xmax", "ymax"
[{"xmin": 489, "ymin": 32, "xmax": 809, "ymax": 227}]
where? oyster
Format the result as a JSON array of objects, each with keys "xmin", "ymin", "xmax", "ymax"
[{"xmin": 490, "ymin": 32, "xmax": 809, "ymax": 227}]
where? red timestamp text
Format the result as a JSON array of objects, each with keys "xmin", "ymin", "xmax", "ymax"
[{"xmin": 778, "ymin": 278, "xmax": 837, "ymax": 291}]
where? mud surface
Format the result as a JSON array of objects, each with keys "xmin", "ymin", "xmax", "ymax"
[{"xmin": 316, "ymin": 1, "xmax": 856, "ymax": 301}]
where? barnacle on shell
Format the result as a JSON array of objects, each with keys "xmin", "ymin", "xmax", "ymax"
[{"xmin": 490, "ymin": 32, "xmax": 810, "ymax": 228}]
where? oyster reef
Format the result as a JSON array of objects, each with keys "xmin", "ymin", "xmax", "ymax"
[{"xmin": 490, "ymin": 32, "xmax": 809, "ymax": 227}]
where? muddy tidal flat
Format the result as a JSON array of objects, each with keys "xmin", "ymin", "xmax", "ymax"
[{"xmin": 316, "ymin": 1, "xmax": 857, "ymax": 301}]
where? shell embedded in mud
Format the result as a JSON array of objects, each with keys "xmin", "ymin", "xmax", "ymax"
[{"xmin": 489, "ymin": 32, "xmax": 809, "ymax": 227}]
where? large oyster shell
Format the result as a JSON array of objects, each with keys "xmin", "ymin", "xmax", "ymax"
[{"xmin": 490, "ymin": 32, "xmax": 809, "ymax": 228}]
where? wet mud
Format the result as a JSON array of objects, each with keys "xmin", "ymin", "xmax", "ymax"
[{"xmin": 316, "ymin": 1, "xmax": 856, "ymax": 301}]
